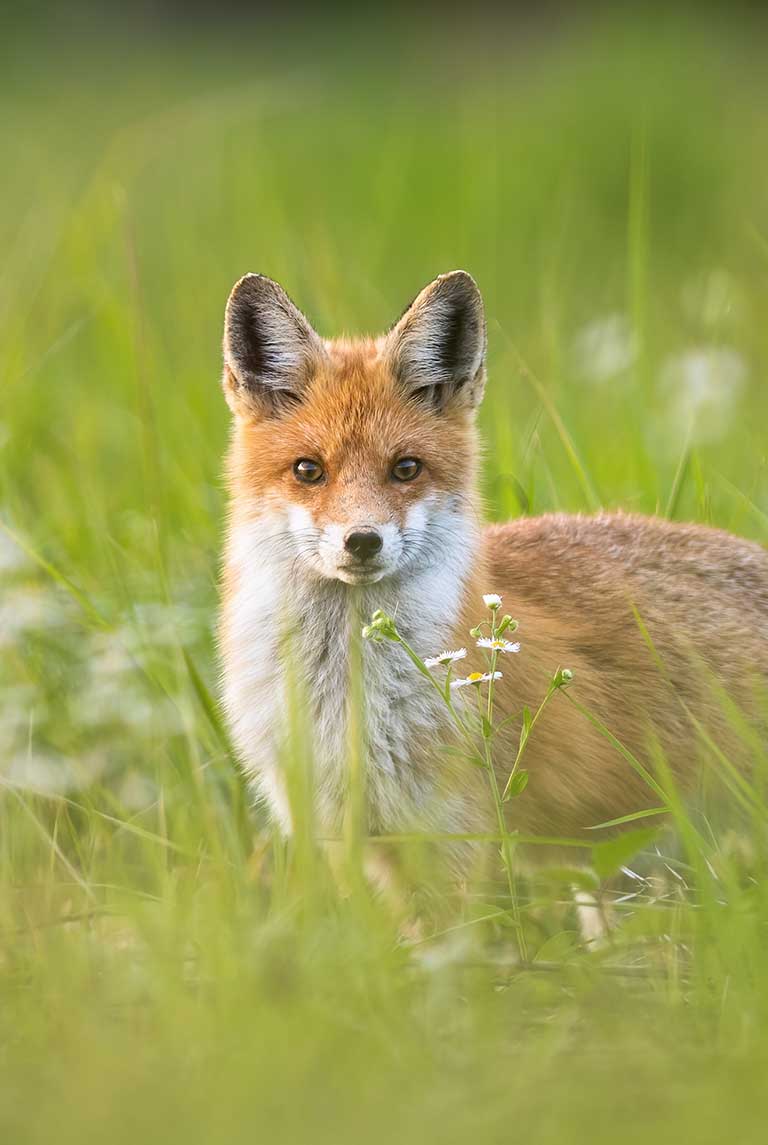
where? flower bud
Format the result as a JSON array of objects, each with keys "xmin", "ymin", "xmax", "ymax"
[{"xmin": 362, "ymin": 610, "xmax": 400, "ymax": 643}]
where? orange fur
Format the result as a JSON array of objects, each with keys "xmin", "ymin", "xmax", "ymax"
[{"xmin": 225, "ymin": 341, "xmax": 479, "ymax": 534}]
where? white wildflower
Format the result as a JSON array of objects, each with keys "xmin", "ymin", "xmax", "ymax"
[
  {"xmin": 0, "ymin": 683, "xmax": 44, "ymax": 751},
  {"xmin": 72, "ymin": 629, "xmax": 185, "ymax": 736},
  {"xmin": 482, "ymin": 594, "xmax": 502, "ymax": 610},
  {"xmin": 0, "ymin": 586, "xmax": 68, "ymax": 648},
  {"xmin": 660, "ymin": 345, "xmax": 746, "ymax": 444},
  {"xmin": 476, "ymin": 637, "xmax": 521, "ymax": 654},
  {"xmin": 129, "ymin": 602, "xmax": 207, "ymax": 650},
  {"xmin": 4, "ymin": 749, "xmax": 106, "ymax": 794},
  {"xmin": 424, "ymin": 648, "xmax": 467, "ymax": 668},
  {"xmin": 450, "ymin": 671, "xmax": 503, "ymax": 690},
  {"xmin": 572, "ymin": 313, "xmax": 637, "ymax": 383}
]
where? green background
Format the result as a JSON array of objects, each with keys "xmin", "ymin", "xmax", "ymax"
[{"xmin": 2, "ymin": 6, "xmax": 768, "ymax": 1142}]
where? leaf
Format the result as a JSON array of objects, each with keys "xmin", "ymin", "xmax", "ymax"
[
  {"xmin": 591, "ymin": 826, "xmax": 659, "ymax": 881},
  {"xmin": 532, "ymin": 930, "xmax": 580, "ymax": 962},
  {"xmin": 517, "ymin": 706, "xmax": 532, "ymax": 751},
  {"xmin": 495, "ymin": 911, "xmax": 522, "ymax": 931},
  {"xmin": 505, "ymin": 770, "xmax": 529, "ymax": 798},
  {"xmin": 587, "ymin": 806, "xmax": 669, "ymax": 830}
]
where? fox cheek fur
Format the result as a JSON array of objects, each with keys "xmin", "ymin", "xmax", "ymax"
[{"xmin": 219, "ymin": 270, "xmax": 768, "ymax": 860}]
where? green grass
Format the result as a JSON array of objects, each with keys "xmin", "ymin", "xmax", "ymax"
[{"xmin": 3, "ymin": 8, "xmax": 768, "ymax": 1142}]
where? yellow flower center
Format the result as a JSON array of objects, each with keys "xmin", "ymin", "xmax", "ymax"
[{"xmin": 467, "ymin": 672, "xmax": 485, "ymax": 683}]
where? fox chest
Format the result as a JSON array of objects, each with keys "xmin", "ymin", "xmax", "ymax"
[
  {"xmin": 223, "ymin": 603, "xmax": 451, "ymax": 831},
  {"xmin": 293, "ymin": 636, "xmax": 452, "ymax": 830}
]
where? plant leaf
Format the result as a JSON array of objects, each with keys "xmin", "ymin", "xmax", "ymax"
[
  {"xmin": 505, "ymin": 770, "xmax": 529, "ymax": 798},
  {"xmin": 591, "ymin": 826, "xmax": 658, "ymax": 880},
  {"xmin": 588, "ymin": 806, "xmax": 669, "ymax": 830}
]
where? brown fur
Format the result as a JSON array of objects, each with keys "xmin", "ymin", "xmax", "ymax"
[{"xmin": 461, "ymin": 513, "xmax": 768, "ymax": 842}]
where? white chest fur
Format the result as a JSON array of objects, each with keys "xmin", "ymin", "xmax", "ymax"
[{"xmin": 221, "ymin": 512, "xmax": 476, "ymax": 835}]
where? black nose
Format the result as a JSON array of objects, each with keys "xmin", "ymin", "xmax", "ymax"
[{"xmin": 344, "ymin": 529, "xmax": 383, "ymax": 561}]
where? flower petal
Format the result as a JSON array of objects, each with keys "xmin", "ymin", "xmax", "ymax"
[
  {"xmin": 476, "ymin": 637, "xmax": 521, "ymax": 654},
  {"xmin": 450, "ymin": 671, "xmax": 503, "ymax": 690},
  {"xmin": 424, "ymin": 648, "xmax": 467, "ymax": 668}
]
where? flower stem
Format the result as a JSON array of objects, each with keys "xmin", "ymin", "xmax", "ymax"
[
  {"xmin": 479, "ymin": 608, "xmax": 528, "ymax": 963},
  {"xmin": 501, "ymin": 668, "xmax": 567, "ymax": 801}
]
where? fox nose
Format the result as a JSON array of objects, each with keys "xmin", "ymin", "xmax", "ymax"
[{"xmin": 344, "ymin": 528, "xmax": 383, "ymax": 561}]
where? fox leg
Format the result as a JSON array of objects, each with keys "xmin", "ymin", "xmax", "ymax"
[{"xmin": 573, "ymin": 886, "xmax": 614, "ymax": 947}]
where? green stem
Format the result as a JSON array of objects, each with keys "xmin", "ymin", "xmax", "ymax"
[
  {"xmin": 501, "ymin": 671, "xmax": 562, "ymax": 801},
  {"xmin": 483, "ymin": 726, "xmax": 527, "ymax": 962},
  {"xmin": 480, "ymin": 611, "xmax": 528, "ymax": 963}
]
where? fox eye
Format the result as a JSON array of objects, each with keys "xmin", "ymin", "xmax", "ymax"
[
  {"xmin": 391, "ymin": 457, "xmax": 422, "ymax": 483},
  {"xmin": 293, "ymin": 458, "xmax": 324, "ymax": 484}
]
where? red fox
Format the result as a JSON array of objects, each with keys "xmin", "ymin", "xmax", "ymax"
[{"xmin": 219, "ymin": 270, "xmax": 768, "ymax": 889}]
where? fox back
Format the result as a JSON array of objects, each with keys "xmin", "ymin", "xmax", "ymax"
[{"xmin": 219, "ymin": 271, "xmax": 768, "ymax": 850}]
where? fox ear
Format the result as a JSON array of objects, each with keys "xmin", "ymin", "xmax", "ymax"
[
  {"xmin": 223, "ymin": 274, "xmax": 327, "ymax": 416},
  {"xmin": 383, "ymin": 271, "xmax": 486, "ymax": 411}
]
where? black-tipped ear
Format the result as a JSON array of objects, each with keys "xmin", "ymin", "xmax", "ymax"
[
  {"xmin": 222, "ymin": 274, "xmax": 327, "ymax": 416},
  {"xmin": 382, "ymin": 271, "xmax": 486, "ymax": 411}
]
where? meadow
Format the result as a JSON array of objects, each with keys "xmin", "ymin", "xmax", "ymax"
[{"xmin": 2, "ymin": 8, "xmax": 768, "ymax": 1141}]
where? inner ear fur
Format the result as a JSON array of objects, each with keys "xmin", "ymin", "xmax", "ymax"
[
  {"xmin": 383, "ymin": 270, "xmax": 487, "ymax": 412},
  {"xmin": 222, "ymin": 273, "xmax": 327, "ymax": 417}
]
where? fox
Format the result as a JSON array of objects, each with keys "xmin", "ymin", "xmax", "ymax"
[{"xmin": 219, "ymin": 269, "xmax": 768, "ymax": 921}]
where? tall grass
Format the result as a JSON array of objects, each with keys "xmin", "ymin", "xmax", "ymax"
[{"xmin": 3, "ymin": 9, "xmax": 768, "ymax": 1141}]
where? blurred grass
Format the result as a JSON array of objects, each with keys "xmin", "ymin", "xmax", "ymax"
[{"xmin": 3, "ymin": 6, "xmax": 768, "ymax": 1142}]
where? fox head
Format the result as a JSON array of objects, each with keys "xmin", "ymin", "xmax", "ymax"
[{"xmin": 222, "ymin": 271, "xmax": 486, "ymax": 585}]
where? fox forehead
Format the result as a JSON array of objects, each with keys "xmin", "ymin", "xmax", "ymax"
[{"xmin": 231, "ymin": 337, "xmax": 477, "ymax": 490}]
